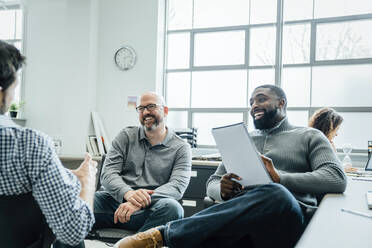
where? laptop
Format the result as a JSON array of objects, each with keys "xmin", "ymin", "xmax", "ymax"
[{"xmin": 350, "ymin": 155, "xmax": 372, "ymax": 177}]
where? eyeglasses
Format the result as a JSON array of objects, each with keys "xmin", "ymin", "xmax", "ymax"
[{"xmin": 136, "ymin": 103, "xmax": 162, "ymax": 113}]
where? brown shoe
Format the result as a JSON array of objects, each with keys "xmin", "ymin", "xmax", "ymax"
[{"xmin": 114, "ymin": 228, "xmax": 164, "ymax": 248}]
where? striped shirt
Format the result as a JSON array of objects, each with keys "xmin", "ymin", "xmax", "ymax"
[{"xmin": 0, "ymin": 115, "xmax": 94, "ymax": 245}]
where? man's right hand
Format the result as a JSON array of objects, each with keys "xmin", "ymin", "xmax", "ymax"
[
  {"xmin": 70, "ymin": 153, "xmax": 97, "ymax": 209},
  {"xmin": 220, "ymin": 173, "xmax": 243, "ymax": 200},
  {"xmin": 124, "ymin": 189, "xmax": 154, "ymax": 208}
]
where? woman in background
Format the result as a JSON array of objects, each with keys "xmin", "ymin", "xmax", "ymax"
[{"xmin": 309, "ymin": 107, "xmax": 343, "ymax": 152}]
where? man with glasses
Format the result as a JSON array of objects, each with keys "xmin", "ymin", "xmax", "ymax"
[{"xmin": 93, "ymin": 92, "xmax": 192, "ymax": 234}]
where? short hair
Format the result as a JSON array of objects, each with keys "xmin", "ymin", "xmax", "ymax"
[
  {"xmin": 254, "ymin": 84, "xmax": 287, "ymax": 109},
  {"xmin": 0, "ymin": 40, "xmax": 25, "ymax": 91},
  {"xmin": 309, "ymin": 107, "xmax": 343, "ymax": 138}
]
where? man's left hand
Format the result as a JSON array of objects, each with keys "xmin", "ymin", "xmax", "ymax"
[
  {"xmin": 260, "ymin": 155, "xmax": 280, "ymax": 183},
  {"xmin": 114, "ymin": 202, "xmax": 141, "ymax": 224}
]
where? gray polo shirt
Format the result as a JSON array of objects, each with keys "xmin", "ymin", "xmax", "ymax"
[{"xmin": 101, "ymin": 126, "xmax": 192, "ymax": 203}]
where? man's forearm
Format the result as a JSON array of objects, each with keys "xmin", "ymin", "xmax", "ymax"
[{"xmin": 79, "ymin": 186, "xmax": 95, "ymax": 210}]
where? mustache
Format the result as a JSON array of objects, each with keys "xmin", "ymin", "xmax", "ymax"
[
  {"xmin": 143, "ymin": 114, "xmax": 156, "ymax": 120},
  {"xmin": 251, "ymin": 108, "xmax": 266, "ymax": 116}
]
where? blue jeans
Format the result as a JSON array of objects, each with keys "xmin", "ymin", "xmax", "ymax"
[
  {"xmin": 93, "ymin": 191, "xmax": 183, "ymax": 232},
  {"xmin": 164, "ymin": 183, "xmax": 304, "ymax": 248}
]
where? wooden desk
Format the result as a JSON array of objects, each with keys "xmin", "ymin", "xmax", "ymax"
[{"xmin": 296, "ymin": 178, "xmax": 372, "ymax": 248}]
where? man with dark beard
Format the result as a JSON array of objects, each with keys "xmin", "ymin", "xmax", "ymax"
[
  {"xmin": 114, "ymin": 85, "xmax": 346, "ymax": 248},
  {"xmin": 92, "ymin": 92, "xmax": 191, "ymax": 235}
]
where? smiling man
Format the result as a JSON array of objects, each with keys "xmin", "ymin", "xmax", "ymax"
[
  {"xmin": 114, "ymin": 85, "xmax": 346, "ymax": 248},
  {"xmin": 92, "ymin": 92, "xmax": 191, "ymax": 235}
]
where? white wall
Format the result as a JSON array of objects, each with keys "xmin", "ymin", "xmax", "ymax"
[
  {"xmin": 95, "ymin": 0, "xmax": 161, "ymax": 141},
  {"xmin": 22, "ymin": 0, "xmax": 164, "ymax": 155}
]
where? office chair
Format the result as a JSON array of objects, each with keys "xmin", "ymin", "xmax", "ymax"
[
  {"xmin": 86, "ymin": 154, "xmax": 135, "ymax": 244},
  {"xmin": 0, "ymin": 192, "xmax": 55, "ymax": 248},
  {"xmin": 175, "ymin": 128, "xmax": 198, "ymax": 148}
]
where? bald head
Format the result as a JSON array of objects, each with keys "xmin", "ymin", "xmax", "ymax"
[{"xmin": 140, "ymin": 92, "xmax": 166, "ymax": 107}]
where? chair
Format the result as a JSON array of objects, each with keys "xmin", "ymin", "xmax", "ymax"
[
  {"xmin": 175, "ymin": 128, "xmax": 198, "ymax": 148},
  {"xmin": 0, "ymin": 192, "xmax": 55, "ymax": 248},
  {"xmin": 86, "ymin": 154, "xmax": 135, "ymax": 244}
]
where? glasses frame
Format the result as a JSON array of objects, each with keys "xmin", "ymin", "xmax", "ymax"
[{"xmin": 136, "ymin": 103, "xmax": 163, "ymax": 113}]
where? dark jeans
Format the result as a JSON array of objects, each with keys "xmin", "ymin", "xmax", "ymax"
[
  {"xmin": 164, "ymin": 183, "xmax": 305, "ymax": 248},
  {"xmin": 93, "ymin": 191, "xmax": 184, "ymax": 232},
  {"xmin": 54, "ymin": 191, "xmax": 183, "ymax": 248}
]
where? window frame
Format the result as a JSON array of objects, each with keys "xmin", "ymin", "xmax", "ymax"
[{"xmin": 163, "ymin": 0, "xmax": 372, "ymax": 151}]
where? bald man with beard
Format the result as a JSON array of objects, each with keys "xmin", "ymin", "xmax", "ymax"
[{"xmin": 92, "ymin": 92, "xmax": 192, "ymax": 234}]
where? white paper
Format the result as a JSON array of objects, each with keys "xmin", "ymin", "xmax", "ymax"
[{"xmin": 212, "ymin": 122, "xmax": 272, "ymax": 186}]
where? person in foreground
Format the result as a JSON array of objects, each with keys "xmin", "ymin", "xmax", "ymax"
[
  {"xmin": 309, "ymin": 107, "xmax": 343, "ymax": 152},
  {"xmin": 92, "ymin": 92, "xmax": 191, "ymax": 233},
  {"xmin": 0, "ymin": 40, "xmax": 97, "ymax": 246},
  {"xmin": 114, "ymin": 84, "xmax": 347, "ymax": 248}
]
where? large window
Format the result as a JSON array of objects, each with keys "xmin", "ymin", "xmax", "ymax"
[
  {"xmin": 0, "ymin": 2, "xmax": 23, "ymax": 103},
  {"xmin": 164, "ymin": 0, "xmax": 372, "ymax": 151}
]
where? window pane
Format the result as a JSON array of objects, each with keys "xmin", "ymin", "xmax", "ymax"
[
  {"xmin": 193, "ymin": 113, "xmax": 243, "ymax": 145},
  {"xmin": 194, "ymin": 31, "xmax": 245, "ymax": 66},
  {"xmin": 315, "ymin": 0, "xmax": 372, "ymax": 18},
  {"xmin": 287, "ymin": 111, "xmax": 309, "ymax": 127},
  {"xmin": 191, "ymin": 70, "xmax": 247, "ymax": 108},
  {"xmin": 15, "ymin": 9, "xmax": 23, "ymax": 39},
  {"xmin": 282, "ymin": 67, "xmax": 310, "ymax": 107},
  {"xmin": 13, "ymin": 41, "xmax": 22, "ymax": 51},
  {"xmin": 250, "ymin": 0, "xmax": 277, "ymax": 24},
  {"xmin": 316, "ymin": 20, "xmax": 372, "ymax": 61},
  {"xmin": 167, "ymin": 0, "xmax": 192, "ymax": 30},
  {"xmin": 284, "ymin": 0, "xmax": 313, "ymax": 21},
  {"xmin": 248, "ymin": 69, "xmax": 275, "ymax": 98},
  {"xmin": 166, "ymin": 72, "xmax": 190, "ymax": 108},
  {"xmin": 193, "ymin": 0, "xmax": 249, "ymax": 28},
  {"xmin": 249, "ymin": 27, "xmax": 276, "ymax": 66},
  {"xmin": 167, "ymin": 111, "xmax": 188, "ymax": 129},
  {"xmin": 167, "ymin": 33, "xmax": 190, "ymax": 69},
  {"xmin": 333, "ymin": 113, "xmax": 372, "ymax": 150},
  {"xmin": 312, "ymin": 64, "xmax": 372, "ymax": 107},
  {"xmin": 283, "ymin": 24, "xmax": 310, "ymax": 64},
  {"xmin": 0, "ymin": 9, "xmax": 15, "ymax": 39}
]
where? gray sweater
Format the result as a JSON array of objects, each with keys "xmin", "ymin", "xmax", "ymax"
[
  {"xmin": 206, "ymin": 118, "xmax": 347, "ymax": 206},
  {"xmin": 101, "ymin": 126, "xmax": 191, "ymax": 203}
]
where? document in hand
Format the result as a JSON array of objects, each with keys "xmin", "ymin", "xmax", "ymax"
[{"xmin": 212, "ymin": 122, "xmax": 272, "ymax": 187}]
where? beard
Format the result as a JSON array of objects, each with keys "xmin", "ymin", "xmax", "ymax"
[
  {"xmin": 253, "ymin": 107, "xmax": 279, "ymax": 130},
  {"xmin": 141, "ymin": 114, "xmax": 161, "ymax": 131}
]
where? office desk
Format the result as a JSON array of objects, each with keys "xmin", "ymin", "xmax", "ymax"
[{"xmin": 296, "ymin": 178, "xmax": 372, "ymax": 248}]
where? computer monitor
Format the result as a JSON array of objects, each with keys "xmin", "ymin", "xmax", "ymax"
[{"xmin": 365, "ymin": 155, "xmax": 372, "ymax": 171}]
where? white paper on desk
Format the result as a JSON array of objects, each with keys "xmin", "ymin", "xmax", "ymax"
[{"xmin": 212, "ymin": 122, "xmax": 272, "ymax": 186}]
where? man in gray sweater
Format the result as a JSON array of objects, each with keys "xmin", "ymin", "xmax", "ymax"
[
  {"xmin": 115, "ymin": 85, "xmax": 347, "ymax": 248},
  {"xmin": 93, "ymin": 92, "xmax": 191, "ymax": 233}
]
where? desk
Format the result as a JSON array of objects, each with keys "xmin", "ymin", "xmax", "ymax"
[{"xmin": 296, "ymin": 178, "xmax": 372, "ymax": 248}]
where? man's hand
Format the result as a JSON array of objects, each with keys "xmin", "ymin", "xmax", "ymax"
[
  {"xmin": 114, "ymin": 202, "xmax": 141, "ymax": 224},
  {"xmin": 220, "ymin": 173, "xmax": 243, "ymax": 200},
  {"xmin": 260, "ymin": 155, "xmax": 280, "ymax": 183},
  {"xmin": 124, "ymin": 189, "xmax": 154, "ymax": 208},
  {"xmin": 70, "ymin": 153, "xmax": 98, "ymax": 209}
]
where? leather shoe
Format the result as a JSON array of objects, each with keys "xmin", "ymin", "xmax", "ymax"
[{"xmin": 114, "ymin": 228, "xmax": 163, "ymax": 248}]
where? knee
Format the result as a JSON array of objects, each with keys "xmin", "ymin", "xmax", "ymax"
[
  {"xmin": 264, "ymin": 184, "xmax": 303, "ymax": 223},
  {"xmin": 261, "ymin": 183, "xmax": 295, "ymax": 203},
  {"xmin": 153, "ymin": 198, "xmax": 184, "ymax": 220}
]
